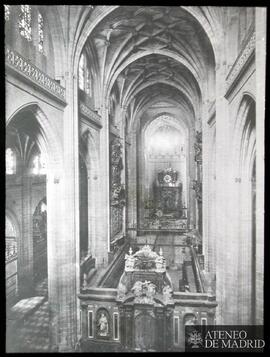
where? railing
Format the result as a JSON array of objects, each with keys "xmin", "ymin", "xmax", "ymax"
[
  {"xmin": 80, "ymin": 255, "xmax": 96, "ymax": 287},
  {"xmin": 5, "ymin": 46, "xmax": 66, "ymax": 103},
  {"xmin": 97, "ymin": 241, "xmax": 129, "ymax": 288},
  {"xmin": 190, "ymin": 246, "xmax": 205, "ymax": 293}
]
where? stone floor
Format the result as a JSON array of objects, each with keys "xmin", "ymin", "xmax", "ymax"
[{"xmin": 6, "ymin": 278, "xmax": 50, "ymax": 353}]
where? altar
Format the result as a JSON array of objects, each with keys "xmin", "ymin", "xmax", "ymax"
[{"xmin": 143, "ymin": 168, "xmax": 188, "ymax": 231}]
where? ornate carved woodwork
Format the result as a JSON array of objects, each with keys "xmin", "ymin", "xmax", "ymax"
[
  {"xmin": 194, "ymin": 131, "xmax": 202, "ymax": 163},
  {"xmin": 192, "ymin": 180, "xmax": 202, "ymax": 203},
  {"xmin": 144, "ymin": 168, "xmax": 187, "ymax": 230},
  {"xmin": 110, "ymin": 137, "xmax": 125, "ymax": 241}
]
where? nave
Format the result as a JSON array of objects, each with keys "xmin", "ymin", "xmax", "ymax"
[{"xmin": 5, "ymin": 5, "xmax": 265, "ymax": 352}]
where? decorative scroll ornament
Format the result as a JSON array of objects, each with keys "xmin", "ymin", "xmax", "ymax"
[
  {"xmin": 194, "ymin": 131, "xmax": 202, "ymax": 163},
  {"xmin": 162, "ymin": 284, "xmax": 173, "ymax": 304},
  {"xmin": 110, "ymin": 138, "xmax": 125, "ymax": 207},
  {"xmin": 111, "ymin": 138, "xmax": 123, "ymax": 168},
  {"xmin": 111, "ymin": 183, "xmax": 125, "ymax": 206},
  {"xmin": 192, "ymin": 180, "xmax": 202, "ymax": 203},
  {"xmin": 119, "ymin": 245, "xmax": 174, "ymax": 304},
  {"xmin": 124, "ymin": 245, "xmax": 166, "ymax": 272},
  {"xmin": 131, "ymin": 280, "xmax": 157, "ymax": 304}
]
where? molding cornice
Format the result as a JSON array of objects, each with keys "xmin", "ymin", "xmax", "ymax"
[
  {"xmin": 225, "ymin": 32, "xmax": 255, "ymax": 98},
  {"xmin": 79, "ymin": 101, "xmax": 102, "ymax": 128},
  {"xmin": 5, "ymin": 46, "xmax": 66, "ymax": 105}
]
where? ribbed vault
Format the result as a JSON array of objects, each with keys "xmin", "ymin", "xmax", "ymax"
[{"xmin": 83, "ymin": 5, "xmax": 216, "ymax": 127}]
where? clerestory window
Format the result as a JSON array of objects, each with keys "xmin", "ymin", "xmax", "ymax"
[{"xmin": 19, "ymin": 5, "xmax": 32, "ymax": 41}]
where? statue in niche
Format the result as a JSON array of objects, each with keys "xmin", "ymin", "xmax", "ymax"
[{"xmin": 97, "ymin": 312, "xmax": 109, "ymax": 337}]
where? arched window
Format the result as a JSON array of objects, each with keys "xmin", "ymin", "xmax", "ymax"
[
  {"xmin": 86, "ymin": 66, "xmax": 92, "ymax": 96},
  {"xmin": 6, "ymin": 216, "xmax": 17, "ymax": 262},
  {"xmin": 38, "ymin": 12, "xmax": 44, "ymax": 53},
  {"xmin": 79, "ymin": 54, "xmax": 86, "ymax": 90},
  {"xmin": 19, "ymin": 5, "xmax": 32, "ymax": 41},
  {"xmin": 6, "ymin": 148, "xmax": 16, "ymax": 175},
  {"xmin": 4, "ymin": 5, "xmax": 10, "ymax": 21},
  {"xmin": 79, "ymin": 52, "xmax": 92, "ymax": 96},
  {"xmin": 32, "ymin": 153, "xmax": 46, "ymax": 175}
]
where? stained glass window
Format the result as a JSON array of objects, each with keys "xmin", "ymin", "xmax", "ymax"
[
  {"xmin": 33, "ymin": 154, "xmax": 46, "ymax": 175},
  {"xmin": 79, "ymin": 54, "xmax": 85, "ymax": 90},
  {"xmin": 79, "ymin": 52, "xmax": 92, "ymax": 96},
  {"xmin": 4, "ymin": 5, "xmax": 10, "ymax": 21},
  {"xmin": 38, "ymin": 12, "xmax": 44, "ymax": 52},
  {"xmin": 19, "ymin": 5, "xmax": 32, "ymax": 41},
  {"xmin": 6, "ymin": 148, "xmax": 16, "ymax": 175}
]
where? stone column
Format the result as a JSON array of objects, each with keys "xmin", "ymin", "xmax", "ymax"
[
  {"xmin": 94, "ymin": 104, "xmax": 110, "ymax": 266},
  {"xmin": 214, "ymin": 59, "xmax": 232, "ymax": 324},
  {"xmin": 121, "ymin": 108, "xmax": 127, "ymax": 237},
  {"xmin": 255, "ymin": 7, "xmax": 266, "ymax": 325},
  {"xmin": 127, "ymin": 130, "xmax": 137, "ymax": 240},
  {"xmin": 237, "ymin": 176, "xmax": 253, "ymax": 324},
  {"xmin": 47, "ymin": 71, "xmax": 80, "ymax": 352},
  {"xmin": 18, "ymin": 173, "xmax": 34, "ymax": 298},
  {"xmin": 201, "ymin": 97, "xmax": 210, "ymax": 269}
]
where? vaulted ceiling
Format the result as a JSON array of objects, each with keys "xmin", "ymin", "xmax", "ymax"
[{"xmin": 86, "ymin": 6, "xmax": 216, "ymax": 128}]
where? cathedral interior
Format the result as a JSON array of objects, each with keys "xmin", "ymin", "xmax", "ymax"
[{"xmin": 5, "ymin": 5, "xmax": 265, "ymax": 353}]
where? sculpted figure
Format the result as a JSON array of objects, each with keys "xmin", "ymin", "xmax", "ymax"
[{"xmin": 97, "ymin": 313, "xmax": 109, "ymax": 336}]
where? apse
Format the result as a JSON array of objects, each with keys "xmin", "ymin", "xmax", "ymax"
[{"xmin": 139, "ymin": 114, "xmax": 189, "ymax": 231}]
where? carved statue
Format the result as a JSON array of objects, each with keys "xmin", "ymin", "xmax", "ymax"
[
  {"xmin": 163, "ymin": 284, "xmax": 173, "ymax": 303},
  {"xmin": 97, "ymin": 313, "xmax": 109, "ymax": 337},
  {"xmin": 125, "ymin": 247, "xmax": 135, "ymax": 271},
  {"xmin": 131, "ymin": 280, "xmax": 157, "ymax": 304}
]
